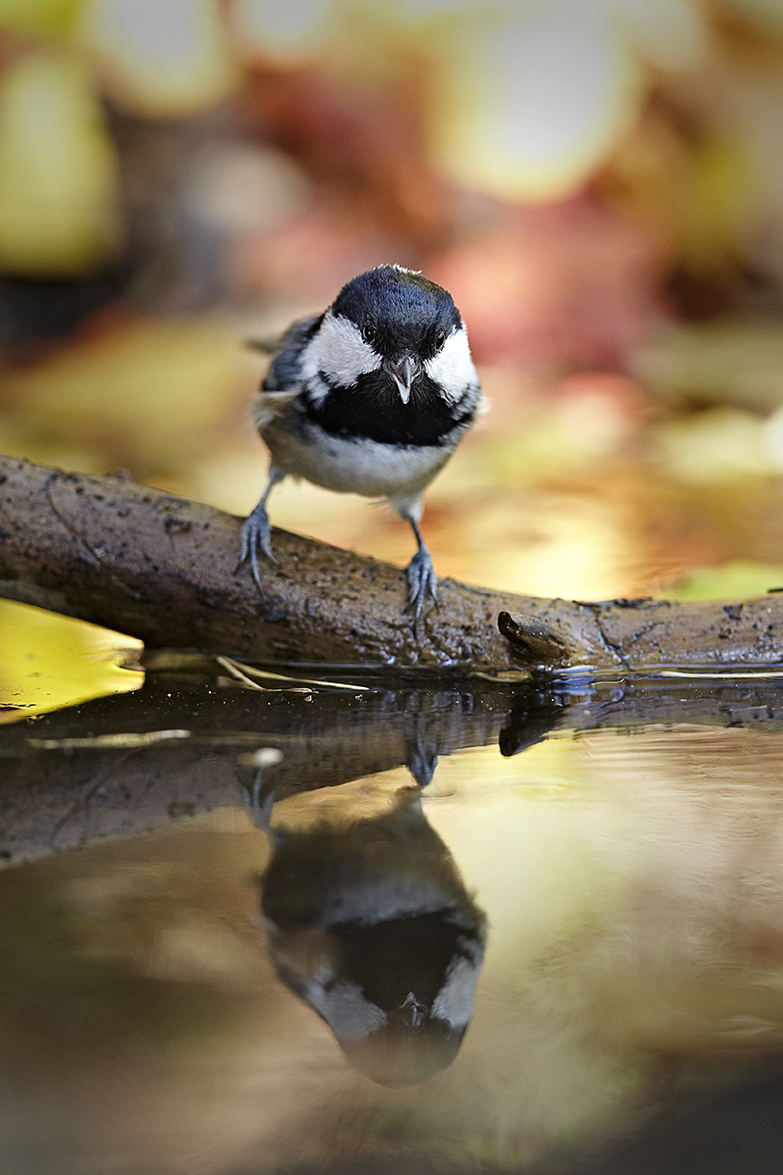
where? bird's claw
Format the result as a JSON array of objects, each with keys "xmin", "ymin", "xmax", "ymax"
[
  {"xmin": 238, "ymin": 501, "xmax": 276, "ymax": 590},
  {"xmin": 407, "ymin": 738, "xmax": 439, "ymax": 788},
  {"xmin": 405, "ymin": 545, "xmax": 438, "ymax": 631}
]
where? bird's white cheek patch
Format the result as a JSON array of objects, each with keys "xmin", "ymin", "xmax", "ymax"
[
  {"xmin": 302, "ymin": 312, "xmax": 382, "ymax": 400},
  {"xmin": 304, "ymin": 978, "xmax": 388, "ymax": 1042},
  {"xmin": 424, "ymin": 328, "xmax": 478, "ymax": 401},
  {"xmin": 431, "ymin": 955, "xmax": 481, "ymax": 1031}
]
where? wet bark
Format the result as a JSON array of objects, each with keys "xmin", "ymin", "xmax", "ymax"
[{"xmin": 1, "ymin": 453, "xmax": 782, "ymax": 673}]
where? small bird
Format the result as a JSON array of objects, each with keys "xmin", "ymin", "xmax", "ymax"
[
  {"xmin": 240, "ymin": 264, "xmax": 484, "ymax": 624},
  {"xmin": 255, "ymin": 786, "xmax": 487, "ymax": 1087}
]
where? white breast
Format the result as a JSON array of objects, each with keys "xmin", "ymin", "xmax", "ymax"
[{"xmin": 261, "ymin": 416, "xmax": 456, "ymax": 510}]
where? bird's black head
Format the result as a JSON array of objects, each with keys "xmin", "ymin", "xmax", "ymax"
[{"xmin": 331, "ymin": 265, "xmax": 462, "ymax": 361}]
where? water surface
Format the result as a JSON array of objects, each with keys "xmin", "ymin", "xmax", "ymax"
[{"xmin": 3, "ymin": 667, "xmax": 783, "ymax": 1173}]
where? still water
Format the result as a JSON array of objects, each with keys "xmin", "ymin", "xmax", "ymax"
[{"xmin": 3, "ymin": 656, "xmax": 783, "ymax": 1174}]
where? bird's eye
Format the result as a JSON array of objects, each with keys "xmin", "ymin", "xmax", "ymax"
[
  {"xmin": 362, "ymin": 323, "xmax": 377, "ymax": 345},
  {"xmin": 435, "ymin": 330, "xmax": 446, "ymax": 347}
]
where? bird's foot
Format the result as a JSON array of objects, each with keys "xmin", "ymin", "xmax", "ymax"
[
  {"xmin": 406, "ymin": 738, "xmax": 439, "ymax": 788},
  {"xmin": 238, "ymin": 500, "xmax": 276, "ymax": 590},
  {"xmin": 405, "ymin": 545, "xmax": 438, "ymax": 631}
]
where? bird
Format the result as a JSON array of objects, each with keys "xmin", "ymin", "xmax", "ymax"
[
  {"xmin": 254, "ymin": 785, "xmax": 487, "ymax": 1086},
  {"xmin": 239, "ymin": 264, "xmax": 484, "ymax": 624}
]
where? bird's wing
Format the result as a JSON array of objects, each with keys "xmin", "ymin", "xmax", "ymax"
[
  {"xmin": 245, "ymin": 337, "xmax": 279, "ymax": 355},
  {"xmin": 246, "ymin": 313, "xmax": 322, "ymax": 364},
  {"xmin": 248, "ymin": 313, "xmax": 323, "ymax": 428},
  {"xmin": 250, "ymin": 386, "xmax": 300, "ymax": 429}
]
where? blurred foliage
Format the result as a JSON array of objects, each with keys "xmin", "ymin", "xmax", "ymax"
[
  {"xmin": 671, "ymin": 559, "xmax": 783, "ymax": 598},
  {"xmin": 0, "ymin": 49, "xmax": 122, "ymax": 275},
  {"xmin": 2, "ymin": 0, "xmax": 783, "ymax": 708},
  {"xmin": 0, "ymin": 316, "xmax": 252, "ymax": 478},
  {"xmin": 0, "ymin": 0, "xmax": 780, "ymax": 313}
]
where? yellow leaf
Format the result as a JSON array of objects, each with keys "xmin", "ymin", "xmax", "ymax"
[{"xmin": 0, "ymin": 49, "xmax": 122, "ymax": 275}]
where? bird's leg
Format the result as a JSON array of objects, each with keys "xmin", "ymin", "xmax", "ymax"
[
  {"xmin": 405, "ymin": 517, "xmax": 438, "ymax": 627},
  {"xmin": 238, "ymin": 747, "xmax": 283, "ymax": 830},
  {"xmin": 242, "ymin": 768, "xmax": 276, "ymax": 830},
  {"xmin": 239, "ymin": 465, "xmax": 286, "ymax": 590}
]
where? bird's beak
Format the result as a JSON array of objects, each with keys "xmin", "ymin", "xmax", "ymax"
[
  {"xmin": 385, "ymin": 355, "xmax": 419, "ymax": 404},
  {"xmin": 398, "ymin": 991, "xmax": 425, "ymax": 1030}
]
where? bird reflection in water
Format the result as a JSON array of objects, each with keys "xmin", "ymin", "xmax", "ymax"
[{"xmin": 247, "ymin": 776, "xmax": 487, "ymax": 1087}]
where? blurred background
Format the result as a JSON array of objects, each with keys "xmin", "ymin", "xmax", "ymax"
[
  {"xmin": 6, "ymin": 9, "xmax": 783, "ymax": 1171},
  {"xmin": 3, "ymin": 0, "xmax": 783, "ymax": 622}
]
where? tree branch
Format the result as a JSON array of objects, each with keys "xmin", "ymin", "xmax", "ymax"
[{"xmin": 1, "ymin": 454, "xmax": 782, "ymax": 672}]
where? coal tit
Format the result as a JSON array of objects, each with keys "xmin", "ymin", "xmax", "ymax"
[
  {"xmin": 240, "ymin": 264, "xmax": 484, "ymax": 623},
  {"xmin": 255, "ymin": 786, "xmax": 487, "ymax": 1086}
]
